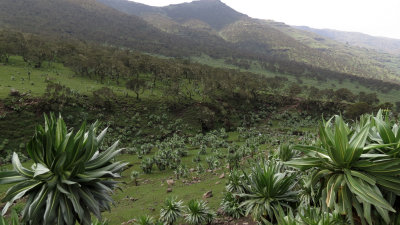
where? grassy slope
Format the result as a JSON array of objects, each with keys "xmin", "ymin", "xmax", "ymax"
[
  {"xmin": 0, "ymin": 56, "xmax": 170, "ymax": 100},
  {"xmin": 193, "ymin": 55, "xmax": 400, "ymax": 103},
  {"xmin": 0, "ymin": 56, "xmax": 117, "ymax": 98},
  {"xmin": 2, "ymin": 54, "xmax": 399, "ymax": 105},
  {"xmin": 0, "ymin": 56, "xmax": 329, "ymax": 224},
  {"xmin": 266, "ymin": 21, "xmax": 400, "ymax": 82}
]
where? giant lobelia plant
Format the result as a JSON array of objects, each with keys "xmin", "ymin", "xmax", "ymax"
[
  {"xmin": 286, "ymin": 115, "xmax": 400, "ymax": 225},
  {"xmin": 238, "ymin": 160, "xmax": 298, "ymax": 224},
  {"xmin": 0, "ymin": 113, "xmax": 127, "ymax": 225},
  {"xmin": 369, "ymin": 109, "xmax": 400, "ymax": 158}
]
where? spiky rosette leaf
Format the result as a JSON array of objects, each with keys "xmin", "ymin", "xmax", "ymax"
[
  {"xmin": 0, "ymin": 113, "xmax": 127, "ymax": 225},
  {"xmin": 286, "ymin": 114, "xmax": 400, "ymax": 225}
]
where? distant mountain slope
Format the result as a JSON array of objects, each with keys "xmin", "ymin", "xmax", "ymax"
[
  {"xmin": 96, "ymin": 0, "xmax": 162, "ymax": 16},
  {"xmin": 162, "ymin": 0, "xmax": 247, "ymax": 30},
  {"xmin": 1, "ymin": 0, "xmax": 399, "ymax": 85},
  {"xmin": 296, "ymin": 26, "xmax": 400, "ymax": 55},
  {"xmin": 0, "ymin": 0, "xmax": 248, "ymax": 58},
  {"xmin": 0, "ymin": 0, "xmax": 169, "ymax": 52},
  {"xmin": 267, "ymin": 21, "xmax": 400, "ymax": 81},
  {"xmin": 98, "ymin": 0, "xmax": 247, "ymax": 30},
  {"xmin": 97, "ymin": 0, "xmax": 400, "ymax": 83}
]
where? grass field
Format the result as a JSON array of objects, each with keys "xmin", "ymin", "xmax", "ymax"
[{"xmin": 0, "ymin": 56, "xmax": 153, "ymax": 99}]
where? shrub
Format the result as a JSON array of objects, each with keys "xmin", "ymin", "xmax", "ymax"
[
  {"xmin": 130, "ymin": 170, "xmax": 140, "ymax": 186},
  {"xmin": 238, "ymin": 161, "xmax": 298, "ymax": 223},
  {"xmin": 275, "ymin": 143, "xmax": 296, "ymax": 162},
  {"xmin": 184, "ymin": 200, "xmax": 215, "ymax": 225},
  {"xmin": 159, "ymin": 197, "xmax": 184, "ymax": 225},
  {"xmin": 220, "ymin": 192, "xmax": 244, "ymax": 219},
  {"xmin": 134, "ymin": 215, "xmax": 155, "ymax": 225},
  {"xmin": 141, "ymin": 157, "xmax": 154, "ymax": 174}
]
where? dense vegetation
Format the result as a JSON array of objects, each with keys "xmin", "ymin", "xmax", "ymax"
[
  {"xmin": 2, "ymin": 107, "xmax": 400, "ymax": 224},
  {"xmin": 1, "ymin": 28, "xmax": 399, "ymax": 166},
  {"xmin": 1, "ymin": 0, "xmax": 400, "ymax": 224}
]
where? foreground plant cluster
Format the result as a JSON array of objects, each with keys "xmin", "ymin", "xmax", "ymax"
[
  {"xmin": 135, "ymin": 110, "xmax": 400, "ymax": 225},
  {"xmin": 1, "ymin": 110, "xmax": 400, "ymax": 225}
]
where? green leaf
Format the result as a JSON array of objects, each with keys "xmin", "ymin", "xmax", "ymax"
[
  {"xmin": 60, "ymin": 195, "xmax": 74, "ymax": 225},
  {"xmin": 96, "ymin": 127, "xmax": 108, "ymax": 145},
  {"xmin": 345, "ymin": 173, "xmax": 394, "ymax": 212},
  {"xmin": 347, "ymin": 124, "xmax": 370, "ymax": 165},
  {"xmin": 12, "ymin": 153, "xmax": 34, "ymax": 178},
  {"xmin": 374, "ymin": 117, "xmax": 395, "ymax": 144},
  {"xmin": 0, "ymin": 171, "xmax": 28, "ymax": 184},
  {"xmin": 2, "ymin": 180, "xmax": 41, "ymax": 203},
  {"xmin": 33, "ymin": 163, "xmax": 51, "ymax": 178},
  {"xmin": 292, "ymin": 145, "xmax": 329, "ymax": 158},
  {"xmin": 10, "ymin": 209, "xmax": 19, "ymax": 225},
  {"xmin": 285, "ymin": 158, "xmax": 322, "ymax": 170},
  {"xmin": 44, "ymin": 190, "xmax": 60, "ymax": 224},
  {"xmin": 333, "ymin": 116, "xmax": 349, "ymax": 165},
  {"xmin": 27, "ymin": 185, "xmax": 49, "ymax": 219},
  {"xmin": 85, "ymin": 141, "xmax": 121, "ymax": 170},
  {"xmin": 347, "ymin": 170, "xmax": 375, "ymax": 185},
  {"xmin": 2, "ymin": 180, "xmax": 41, "ymax": 215},
  {"xmin": 78, "ymin": 188, "xmax": 101, "ymax": 220},
  {"xmin": 68, "ymin": 186, "xmax": 84, "ymax": 220}
]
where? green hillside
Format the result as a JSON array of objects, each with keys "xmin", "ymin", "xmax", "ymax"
[{"xmin": 99, "ymin": 0, "xmax": 400, "ymax": 85}]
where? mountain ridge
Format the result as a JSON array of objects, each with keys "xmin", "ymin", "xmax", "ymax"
[
  {"xmin": 98, "ymin": 0, "xmax": 247, "ymax": 30},
  {"xmin": 295, "ymin": 26, "xmax": 400, "ymax": 55}
]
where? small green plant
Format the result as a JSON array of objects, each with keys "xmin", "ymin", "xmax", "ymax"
[
  {"xmin": 205, "ymin": 156, "xmax": 219, "ymax": 170},
  {"xmin": 174, "ymin": 164, "xmax": 188, "ymax": 180},
  {"xmin": 192, "ymin": 155, "xmax": 201, "ymax": 163},
  {"xmin": 141, "ymin": 157, "xmax": 154, "ymax": 174},
  {"xmin": 275, "ymin": 143, "xmax": 296, "ymax": 162},
  {"xmin": 196, "ymin": 163, "xmax": 204, "ymax": 175},
  {"xmin": 0, "ymin": 209, "xmax": 20, "ymax": 225},
  {"xmin": 134, "ymin": 215, "xmax": 155, "ymax": 225},
  {"xmin": 91, "ymin": 218, "xmax": 110, "ymax": 225},
  {"xmin": 238, "ymin": 161, "xmax": 298, "ymax": 223},
  {"xmin": 297, "ymin": 207, "xmax": 345, "ymax": 225},
  {"xmin": 159, "ymin": 197, "xmax": 184, "ymax": 225},
  {"xmin": 199, "ymin": 145, "xmax": 207, "ymax": 155},
  {"xmin": 130, "ymin": 170, "xmax": 140, "ymax": 186},
  {"xmin": 272, "ymin": 206, "xmax": 297, "ymax": 225},
  {"xmin": 220, "ymin": 192, "xmax": 244, "ymax": 219},
  {"xmin": 184, "ymin": 199, "xmax": 215, "ymax": 225}
]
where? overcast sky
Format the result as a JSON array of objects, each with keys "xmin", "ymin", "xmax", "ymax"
[{"xmin": 131, "ymin": 0, "xmax": 400, "ymax": 39}]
